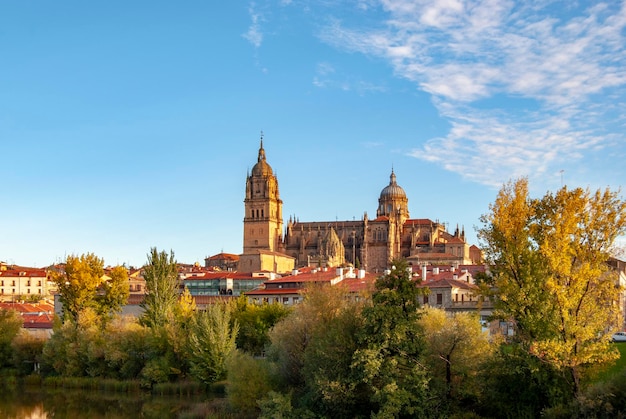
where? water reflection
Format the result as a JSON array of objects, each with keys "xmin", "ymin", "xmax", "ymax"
[{"xmin": 0, "ymin": 385, "xmax": 221, "ymax": 419}]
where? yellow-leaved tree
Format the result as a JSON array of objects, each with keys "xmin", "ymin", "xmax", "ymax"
[
  {"xmin": 479, "ymin": 178, "xmax": 626, "ymax": 397},
  {"xmin": 51, "ymin": 253, "xmax": 129, "ymax": 325}
]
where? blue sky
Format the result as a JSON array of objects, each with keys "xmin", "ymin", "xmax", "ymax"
[{"xmin": 1, "ymin": 0, "xmax": 625, "ymax": 268}]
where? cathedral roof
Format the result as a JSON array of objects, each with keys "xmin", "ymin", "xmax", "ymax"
[
  {"xmin": 379, "ymin": 169, "xmax": 407, "ymax": 200},
  {"xmin": 251, "ymin": 138, "xmax": 274, "ymax": 177}
]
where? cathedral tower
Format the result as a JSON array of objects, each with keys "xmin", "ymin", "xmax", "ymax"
[{"xmin": 243, "ymin": 136, "xmax": 284, "ymax": 254}]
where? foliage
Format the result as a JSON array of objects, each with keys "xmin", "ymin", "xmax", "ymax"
[
  {"xmin": 479, "ymin": 178, "xmax": 626, "ymax": 397},
  {"xmin": 257, "ymin": 391, "xmax": 315, "ymax": 419},
  {"xmin": 101, "ymin": 317, "xmax": 152, "ymax": 380},
  {"xmin": 419, "ymin": 308, "xmax": 497, "ymax": 404},
  {"xmin": 95, "ymin": 265, "xmax": 130, "ymax": 321},
  {"xmin": 140, "ymin": 247, "xmax": 179, "ymax": 329},
  {"xmin": 226, "ymin": 350, "xmax": 275, "ymax": 418},
  {"xmin": 479, "ymin": 344, "xmax": 570, "ymax": 418},
  {"xmin": 352, "ymin": 259, "xmax": 431, "ymax": 418},
  {"xmin": 231, "ymin": 296, "xmax": 291, "ymax": 355},
  {"xmin": 11, "ymin": 332, "xmax": 46, "ymax": 375},
  {"xmin": 188, "ymin": 302, "xmax": 238, "ymax": 385},
  {"xmin": 50, "ymin": 253, "xmax": 129, "ymax": 324},
  {"xmin": 544, "ymin": 364, "xmax": 626, "ymax": 418},
  {"xmin": 0, "ymin": 309, "xmax": 23, "ymax": 368},
  {"xmin": 51, "ymin": 253, "xmax": 104, "ymax": 323},
  {"xmin": 300, "ymin": 287, "xmax": 367, "ymax": 416}
]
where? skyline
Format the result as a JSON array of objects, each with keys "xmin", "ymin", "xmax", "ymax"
[{"xmin": 1, "ymin": 1, "xmax": 625, "ymax": 268}]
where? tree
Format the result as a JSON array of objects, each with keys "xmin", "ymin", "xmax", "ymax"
[
  {"xmin": 11, "ymin": 332, "xmax": 46, "ymax": 375},
  {"xmin": 226, "ymin": 350, "xmax": 275, "ymax": 418},
  {"xmin": 188, "ymin": 302, "xmax": 238, "ymax": 385},
  {"xmin": 95, "ymin": 265, "xmax": 130, "ymax": 320},
  {"xmin": 231, "ymin": 296, "xmax": 291, "ymax": 356},
  {"xmin": 140, "ymin": 248, "xmax": 179, "ymax": 329},
  {"xmin": 0, "ymin": 309, "xmax": 23, "ymax": 368},
  {"xmin": 301, "ymin": 290, "xmax": 366, "ymax": 417},
  {"xmin": 352, "ymin": 259, "xmax": 431, "ymax": 418},
  {"xmin": 51, "ymin": 253, "xmax": 127, "ymax": 324},
  {"xmin": 419, "ymin": 308, "xmax": 496, "ymax": 402},
  {"xmin": 479, "ymin": 178, "xmax": 626, "ymax": 397},
  {"xmin": 264, "ymin": 283, "xmax": 363, "ymax": 416}
]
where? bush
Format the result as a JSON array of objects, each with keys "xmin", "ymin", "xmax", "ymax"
[
  {"xmin": 11, "ymin": 332, "xmax": 46, "ymax": 376},
  {"xmin": 226, "ymin": 351, "xmax": 274, "ymax": 417},
  {"xmin": 544, "ymin": 367, "xmax": 626, "ymax": 418}
]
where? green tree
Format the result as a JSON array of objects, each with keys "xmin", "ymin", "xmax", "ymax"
[
  {"xmin": 101, "ymin": 317, "xmax": 151, "ymax": 380},
  {"xmin": 140, "ymin": 248, "xmax": 179, "ymax": 329},
  {"xmin": 301, "ymin": 289, "xmax": 366, "ymax": 417},
  {"xmin": 479, "ymin": 178, "xmax": 626, "ymax": 397},
  {"xmin": 231, "ymin": 296, "xmax": 291, "ymax": 356},
  {"xmin": 188, "ymin": 302, "xmax": 238, "ymax": 385},
  {"xmin": 226, "ymin": 350, "xmax": 275, "ymax": 418},
  {"xmin": 0, "ymin": 309, "xmax": 23, "ymax": 368},
  {"xmin": 352, "ymin": 259, "xmax": 431, "ymax": 418},
  {"xmin": 11, "ymin": 332, "xmax": 46, "ymax": 375}
]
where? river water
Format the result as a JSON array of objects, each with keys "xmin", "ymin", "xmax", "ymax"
[{"xmin": 0, "ymin": 385, "xmax": 226, "ymax": 419}]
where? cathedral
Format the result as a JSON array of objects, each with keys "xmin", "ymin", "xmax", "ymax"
[{"xmin": 238, "ymin": 138, "xmax": 481, "ymax": 274}]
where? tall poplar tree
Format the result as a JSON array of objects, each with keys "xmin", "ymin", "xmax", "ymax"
[
  {"xmin": 479, "ymin": 178, "xmax": 626, "ymax": 396},
  {"xmin": 140, "ymin": 248, "xmax": 179, "ymax": 329}
]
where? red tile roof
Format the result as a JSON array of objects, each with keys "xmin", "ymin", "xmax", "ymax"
[
  {"xmin": 0, "ymin": 269, "xmax": 47, "ymax": 278},
  {"xmin": 183, "ymin": 272, "xmax": 259, "ymax": 281},
  {"xmin": 246, "ymin": 288, "xmax": 302, "ymax": 296},
  {"xmin": 0, "ymin": 302, "xmax": 55, "ymax": 329}
]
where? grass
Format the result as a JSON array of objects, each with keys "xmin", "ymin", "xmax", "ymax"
[{"xmin": 589, "ymin": 342, "xmax": 626, "ymax": 384}]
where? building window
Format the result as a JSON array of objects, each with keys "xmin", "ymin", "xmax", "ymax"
[
  {"xmin": 27, "ymin": 289, "xmax": 30, "ymax": 294},
  {"xmin": 38, "ymin": 281, "xmax": 41, "ymax": 286},
  {"xmin": 436, "ymin": 293, "xmax": 443, "ymax": 305},
  {"xmin": 423, "ymin": 295, "xmax": 428, "ymax": 305}
]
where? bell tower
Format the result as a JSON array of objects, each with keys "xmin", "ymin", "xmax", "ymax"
[{"xmin": 243, "ymin": 135, "xmax": 283, "ymax": 254}]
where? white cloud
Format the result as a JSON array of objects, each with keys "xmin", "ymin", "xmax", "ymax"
[
  {"xmin": 242, "ymin": 3, "xmax": 264, "ymax": 48},
  {"xmin": 320, "ymin": 0, "xmax": 626, "ymax": 187},
  {"xmin": 312, "ymin": 60, "xmax": 386, "ymax": 94}
]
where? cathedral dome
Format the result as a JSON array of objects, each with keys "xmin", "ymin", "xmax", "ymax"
[
  {"xmin": 379, "ymin": 170, "xmax": 407, "ymax": 200},
  {"xmin": 252, "ymin": 159, "xmax": 273, "ymax": 177},
  {"xmin": 251, "ymin": 140, "xmax": 273, "ymax": 177}
]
